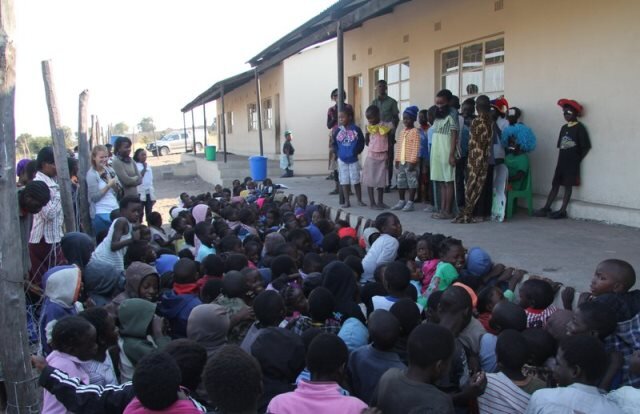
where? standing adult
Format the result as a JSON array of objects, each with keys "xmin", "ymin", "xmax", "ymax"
[
  {"xmin": 134, "ymin": 148, "xmax": 155, "ymax": 224},
  {"xmin": 28, "ymin": 147, "xmax": 66, "ymax": 292},
  {"xmin": 327, "ymin": 89, "xmax": 353, "ymax": 198},
  {"xmin": 371, "ymin": 80, "xmax": 400, "ymax": 191},
  {"xmin": 86, "ymin": 145, "xmax": 120, "ymax": 235},
  {"xmin": 111, "ymin": 136, "xmax": 142, "ymax": 198}
]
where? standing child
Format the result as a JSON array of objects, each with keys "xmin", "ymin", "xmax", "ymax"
[
  {"xmin": 391, "ymin": 106, "xmax": 421, "ymax": 212},
  {"xmin": 535, "ymin": 99, "xmax": 591, "ymax": 219},
  {"xmin": 332, "ymin": 107, "xmax": 366, "ymax": 208},
  {"xmin": 418, "ymin": 110, "xmax": 433, "ymax": 210},
  {"xmin": 430, "ymin": 90, "xmax": 458, "ymax": 219},
  {"xmin": 281, "ymin": 131, "xmax": 295, "ymax": 178},
  {"xmin": 362, "ymin": 105, "xmax": 391, "ymax": 209}
]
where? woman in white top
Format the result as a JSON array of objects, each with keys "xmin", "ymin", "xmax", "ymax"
[
  {"xmin": 86, "ymin": 145, "xmax": 120, "ymax": 235},
  {"xmin": 133, "ymin": 148, "xmax": 155, "ymax": 225}
]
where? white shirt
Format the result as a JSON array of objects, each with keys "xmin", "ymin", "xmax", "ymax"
[
  {"xmin": 29, "ymin": 171, "xmax": 64, "ymax": 244},
  {"xmin": 478, "ymin": 372, "xmax": 530, "ymax": 414},
  {"xmin": 361, "ymin": 234, "xmax": 399, "ymax": 284},
  {"xmin": 526, "ymin": 383, "xmax": 624, "ymax": 414},
  {"xmin": 136, "ymin": 162, "xmax": 155, "ymax": 200}
]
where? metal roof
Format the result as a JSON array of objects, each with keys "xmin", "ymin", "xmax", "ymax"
[{"xmin": 181, "ymin": 70, "xmax": 254, "ymax": 113}]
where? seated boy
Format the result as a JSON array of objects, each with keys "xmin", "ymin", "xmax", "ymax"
[
  {"xmin": 371, "ymin": 323, "xmax": 455, "ymax": 414},
  {"xmin": 266, "ymin": 333, "xmax": 367, "ymax": 414},
  {"xmin": 194, "ymin": 222, "xmax": 217, "ymax": 263},
  {"xmin": 519, "ymin": 278, "xmax": 558, "ymax": 328},
  {"xmin": 240, "ymin": 290, "xmax": 285, "ymax": 353},
  {"xmin": 156, "ymin": 258, "xmax": 202, "ymax": 339},
  {"xmin": 478, "ymin": 330, "xmax": 545, "ymax": 414},
  {"xmin": 589, "ymin": 259, "xmax": 639, "ymax": 322},
  {"xmin": 288, "ymin": 287, "xmax": 341, "ymax": 335},
  {"xmin": 478, "ymin": 300, "xmax": 528, "ymax": 373},
  {"xmin": 123, "ymin": 352, "xmax": 203, "ymax": 413},
  {"xmin": 348, "ymin": 309, "xmax": 406, "ymax": 403},
  {"xmin": 196, "ymin": 254, "xmax": 224, "ymax": 292},
  {"xmin": 390, "ymin": 298, "xmax": 421, "ymax": 364},
  {"xmin": 526, "ymin": 335, "xmax": 623, "ymax": 414},
  {"xmin": 214, "ymin": 271, "xmax": 255, "ymax": 344},
  {"xmin": 372, "ymin": 261, "xmax": 423, "ymax": 312}
]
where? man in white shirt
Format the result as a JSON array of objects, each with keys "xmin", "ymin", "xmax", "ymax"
[{"xmin": 526, "ymin": 335, "xmax": 624, "ymax": 414}]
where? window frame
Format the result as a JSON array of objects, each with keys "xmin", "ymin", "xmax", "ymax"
[
  {"xmin": 372, "ymin": 59, "xmax": 411, "ymax": 113},
  {"xmin": 247, "ymin": 103, "xmax": 258, "ymax": 131},
  {"xmin": 261, "ymin": 97, "xmax": 273, "ymax": 130},
  {"xmin": 439, "ymin": 35, "xmax": 504, "ymax": 99},
  {"xmin": 226, "ymin": 112, "xmax": 234, "ymax": 134}
]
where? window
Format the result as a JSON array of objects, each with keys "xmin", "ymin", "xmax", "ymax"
[
  {"xmin": 440, "ymin": 36, "xmax": 504, "ymax": 99},
  {"xmin": 248, "ymin": 104, "xmax": 258, "ymax": 131},
  {"xmin": 262, "ymin": 98, "xmax": 273, "ymax": 129},
  {"xmin": 373, "ymin": 60, "xmax": 410, "ymax": 112},
  {"xmin": 226, "ymin": 112, "xmax": 233, "ymax": 134}
]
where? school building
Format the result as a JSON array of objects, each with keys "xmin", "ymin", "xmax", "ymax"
[{"xmin": 183, "ymin": 0, "xmax": 640, "ymax": 228}]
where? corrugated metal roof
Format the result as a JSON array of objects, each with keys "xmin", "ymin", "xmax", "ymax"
[{"xmin": 181, "ymin": 70, "xmax": 254, "ymax": 113}]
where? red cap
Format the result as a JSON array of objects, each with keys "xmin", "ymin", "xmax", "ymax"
[
  {"xmin": 557, "ymin": 98, "xmax": 583, "ymax": 115},
  {"xmin": 490, "ymin": 97, "xmax": 509, "ymax": 114},
  {"xmin": 338, "ymin": 227, "xmax": 357, "ymax": 239}
]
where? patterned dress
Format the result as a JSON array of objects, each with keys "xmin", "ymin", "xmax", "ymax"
[{"xmin": 456, "ymin": 114, "xmax": 493, "ymax": 223}]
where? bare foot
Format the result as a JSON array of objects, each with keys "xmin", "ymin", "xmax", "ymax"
[
  {"xmin": 378, "ymin": 202, "xmax": 389, "ymax": 209},
  {"xmin": 357, "ymin": 200, "xmax": 367, "ymax": 207},
  {"xmin": 497, "ymin": 267, "xmax": 515, "ymax": 283},
  {"xmin": 483, "ymin": 264, "xmax": 506, "ymax": 282},
  {"xmin": 341, "ymin": 203, "xmax": 350, "ymax": 209},
  {"xmin": 371, "ymin": 204, "xmax": 384, "ymax": 210},
  {"xmin": 578, "ymin": 291, "xmax": 592, "ymax": 305},
  {"xmin": 561, "ymin": 287, "xmax": 575, "ymax": 310},
  {"xmin": 508, "ymin": 269, "xmax": 526, "ymax": 291},
  {"xmin": 542, "ymin": 277, "xmax": 563, "ymax": 293}
]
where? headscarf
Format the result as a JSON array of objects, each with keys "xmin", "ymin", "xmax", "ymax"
[
  {"xmin": 465, "ymin": 247, "xmax": 492, "ymax": 277},
  {"xmin": 61, "ymin": 232, "xmax": 94, "ymax": 269},
  {"xmin": 16, "ymin": 158, "xmax": 31, "ymax": 177},
  {"xmin": 192, "ymin": 204, "xmax": 210, "ymax": 224},
  {"xmin": 322, "ymin": 261, "xmax": 365, "ymax": 323},
  {"xmin": 187, "ymin": 304, "xmax": 230, "ymax": 358},
  {"xmin": 403, "ymin": 105, "xmax": 419, "ymax": 120}
]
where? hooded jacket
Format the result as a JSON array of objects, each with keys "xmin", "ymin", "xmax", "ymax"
[
  {"xmin": 61, "ymin": 232, "xmax": 95, "ymax": 269},
  {"xmin": 83, "ymin": 260, "xmax": 123, "ymax": 307},
  {"xmin": 322, "ymin": 261, "xmax": 366, "ymax": 323},
  {"xmin": 40, "ymin": 265, "xmax": 82, "ymax": 354},
  {"xmin": 186, "ymin": 304, "xmax": 229, "ymax": 359},
  {"xmin": 157, "ymin": 289, "xmax": 202, "ymax": 339},
  {"xmin": 106, "ymin": 262, "xmax": 159, "ymax": 318},
  {"xmin": 118, "ymin": 298, "xmax": 170, "ymax": 367}
]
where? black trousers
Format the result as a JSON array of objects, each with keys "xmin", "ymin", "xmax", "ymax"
[{"xmin": 474, "ymin": 164, "xmax": 494, "ymax": 218}]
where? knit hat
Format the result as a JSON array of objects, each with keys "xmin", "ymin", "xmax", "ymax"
[
  {"xmin": 557, "ymin": 98, "xmax": 583, "ymax": 115},
  {"xmin": 403, "ymin": 105, "xmax": 419, "ymax": 120},
  {"xmin": 16, "ymin": 159, "xmax": 31, "ymax": 177},
  {"xmin": 284, "ymin": 130, "xmax": 292, "ymax": 136},
  {"xmin": 466, "ymin": 247, "xmax": 492, "ymax": 277}
]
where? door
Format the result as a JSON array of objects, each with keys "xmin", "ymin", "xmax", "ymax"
[
  {"xmin": 274, "ymin": 94, "xmax": 281, "ymax": 154},
  {"xmin": 349, "ymin": 74, "xmax": 363, "ymax": 127}
]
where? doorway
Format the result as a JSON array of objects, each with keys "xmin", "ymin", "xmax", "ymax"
[
  {"xmin": 349, "ymin": 74, "xmax": 363, "ymax": 126},
  {"xmin": 274, "ymin": 93, "xmax": 281, "ymax": 154}
]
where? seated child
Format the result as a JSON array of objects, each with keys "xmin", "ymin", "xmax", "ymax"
[
  {"xmin": 196, "ymin": 254, "xmax": 224, "ymax": 292},
  {"xmin": 293, "ymin": 194, "xmax": 308, "ymax": 217},
  {"xmin": 371, "ymin": 323, "xmax": 455, "ymax": 413},
  {"xmin": 477, "ymin": 330, "xmax": 545, "ymax": 414},
  {"xmin": 288, "ymin": 287, "xmax": 341, "ymax": 335},
  {"xmin": 147, "ymin": 212, "xmax": 175, "ymax": 252},
  {"xmin": 477, "ymin": 286, "xmax": 505, "ymax": 333},
  {"xmin": 39, "ymin": 265, "xmax": 83, "ymax": 355},
  {"xmin": 348, "ymin": 310, "xmax": 406, "ymax": 404},
  {"xmin": 521, "ymin": 328, "xmax": 558, "ymax": 387},
  {"xmin": 241, "ymin": 290, "xmax": 285, "ymax": 353},
  {"xmin": 241, "ymin": 267, "xmax": 265, "ymax": 306},
  {"xmin": 118, "ymin": 298, "xmax": 171, "ymax": 382},
  {"xmin": 280, "ymin": 284, "xmax": 309, "ymax": 323},
  {"xmin": 390, "ymin": 298, "xmax": 422, "ymax": 364},
  {"xmin": 194, "ymin": 222, "xmax": 217, "ymax": 262},
  {"xmin": 267, "ymin": 333, "xmax": 367, "ymax": 414},
  {"xmin": 519, "ymin": 278, "xmax": 558, "ymax": 328},
  {"xmin": 106, "ymin": 261, "xmax": 159, "ymax": 318},
  {"xmin": 169, "ymin": 216, "xmax": 190, "ymax": 253},
  {"xmin": 372, "ymin": 261, "xmax": 423, "ymax": 312},
  {"xmin": 478, "ymin": 301, "xmax": 528, "ymax": 373},
  {"xmin": 123, "ymin": 352, "xmax": 202, "ymax": 413},
  {"xmin": 527, "ymin": 335, "xmax": 622, "ymax": 414},
  {"xmin": 244, "ymin": 241, "xmax": 262, "ymax": 268},
  {"xmin": 424, "ymin": 238, "xmax": 464, "ymax": 297},
  {"xmin": 214, "ymin": 271, "xmax": 255, "ymax": 344},
  {"xmin": 589, "ymin": 259, "xmax": 639, "ymax": 322},
  {"xmin": 42, "ymin": 316, "xmax": 97, "ymax": 414},
  {"xmin": 156, "ymin": 258, "xmax": 202, "ymax": 339},
  {"xmin": 420, "ymin": 233, "xmax": 446, "ymax": 290},
  {"xmin": 79, "ymin": 308, "xmax": 120, "ymax": 386},
  {"xmin": 199, "ymin": 278, "xmax": 223, "ymax": 304}
]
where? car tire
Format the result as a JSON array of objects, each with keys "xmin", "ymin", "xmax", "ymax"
[
  {"xmin": 195, "ymin": 143, "xmax": 203, "ymax": 152},
  {"xmin": 159, "ymin": 147, "xmax": 170, "ymax": 156}
]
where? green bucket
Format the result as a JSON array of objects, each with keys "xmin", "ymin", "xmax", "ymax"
[{"xmin": 205, "ymin": 145, "xmax": 217, "ymax": 161}]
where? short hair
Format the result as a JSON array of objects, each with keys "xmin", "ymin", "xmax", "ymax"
[
  {"xmin": 321, "ymin": 232, "xmax": 340, "ymax": 253},
  {"xmin": 36, "ymin": 146, "xmax": 55, "ymax": 170},
  {"xmin": 576, "ymin": 301, "xmax": 617, "ymax": 339},
  {"xmin": 132, "ymin": 148, "xmax": 145, "ymax": 162},
  {"xmin": 384, "ymin": 261, "xmax": 411, "ymax": 292},
  {"xmin": 390, "ymin": 298, "xmax": 421, "ymax": 336},
  {"xmin": 202, "ymin": 254, "xmax": 224, "ymax": 277},
  {"xmin": 344, "ymin": 255, "xmax": 364, "ymax": 276},
  {"xmin": 491, "ymin": 301, "xmax": 527, "ymax": 332},
  {"xmin": 173, "ymin": 258, "xmax": 198, "ymax": 284},
  {"xmin": 315, "ymin": 219, "xmax": 334, "ymax": 235},
  {"xmin": 79, "ymin": 307, "xmax": 112, "ymax": 346},
  {"xmin": 22, "ymin": 180, "xmax": 51, "ymax": 205},
  {"xmin": 306, "ymin": 333, "xmax": 348, "ymax": 377},
  {"xmin": 477, "ymin": 286, "xmax": 501, "ymax": 314},
  {"xmin": 194, "ymin": 221, "xmax": 212, "ymax": 241},
  {"xmin": 224, "ymin": 254, "xmax": 249, "ymax": 272},
  {"xmin": 365, "ymin": 105, "xmax": 380, "ymax": 118},
  {"xmin": 496, "ymin": 330, "xmax": 529, "ymax": 371},
  {"xmin": 377, "ymin": 79, "xmax": 388, "ymax": 86},
  {"xmin": 438, "ymin": 285, "xmax": 472, "ymax": 316},
  {"xmin": 369, "ymin": 310, "xmax": 401, "ymax": 351},
  {"xmin": 438, "ymin": 237, "xmax": 463, "ymax": 259},
  {"xmin": 520, "ymin": 279, "xmax": 555, "ymax": 309},
  {"xmin": 476, "ymin": 95, "xmax": 491, "ymax": 111},
  {"xmin": 303, "ymin": 252, "xmax": 324, "ymax": 274},
  {"xmin": 222, "ymin": 270, "xmax": 246, "ymax": 298},
  {"xmin": 398, "ymin": 238, "xmax": 417, "ymax": 259},
  {"xmin": 270, "ymin": 254, "xmax": 297, "ymax": 279},
  {"xmin": 436, "ymin": 89, "xmax": 453, "ymax": 100},
  {"xmin": 559, "ymin": 335, "xmax": 608, "ymax": 383},
  {"xmin": 219, "ymin": 235, "xmax": 242, "ymax": 253},
  {"xmin": 308, "ymin": 286, "xmax": 335, "ymax": 322},
  {"xmin": 133, "ymin": 352, "xmax": 181, "ymax": 410},
  {"xmin": 600, "ymin": 259, "xmax": 636, "ymax": 290},
  {"xmin": 521, "ymin": 328, "xmax": 557, "ymax": 366},
  {"xmin": 113, "ymin": 136, "xmax": 132, "ymax": 154},
  {"xmin": 51, "ymin": 316, "xmax": 94, "ymax": 354},
  {"xmin": 254, "ymin": 290, "xmax": 285, "ymax": 326},
  {"xmin": 119, "ymin": 195, "xmax": 141, "ymax": 210},
  {"xmin": 204, "ymin": 345, "xmax": 262, "ymax": 413},
  {"xmin": 337, "ymin": 246, "xmax": 361, "ymax": 261},
  {"xmin": 374, "ymin": 212, "xmax": 397, "ymax": 232},
  {"xmin": 164, "ymin": 339, "xmax": 207, "ymax": 392},
  {"xmin": 147, "ymin": 211, "xmax": 162, "ymax": 227},
  {"xmin": 407, "ymin": 323, "xmax": 454, "ymax": 369},
  {"xmin": 200, "ymin": 278, "xmax": 223, "ymax": 303}
]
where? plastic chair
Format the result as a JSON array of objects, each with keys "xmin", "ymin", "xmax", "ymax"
[{"xmin": 506, "ymin": 167, "xmax": 533, "ymax": 219}]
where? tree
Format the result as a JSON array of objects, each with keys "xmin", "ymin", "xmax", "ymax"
[
  {"xmin": 138, "ymin": 117, "xmax": 155, "ymax": 132},
  {"xmin": 15, "ymin": 133, "xmax": 32, "ymax": 158},
  {"xmin": 113, "ymin": 122, "xmax": 129, "ymax": 135},
  {"xmin": 62, "ymin": 125, "xmax": 74, "ymax": 148}
]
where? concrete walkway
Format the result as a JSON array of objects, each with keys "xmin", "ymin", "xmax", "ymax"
[{"xmin": 277, "ymin": 175, "xmax": 640, "ymax": 293}]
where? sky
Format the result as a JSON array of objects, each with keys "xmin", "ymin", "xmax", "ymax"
[{"xmin": 14, "ymin": 0, "xmax": 336, "ymax": 137}]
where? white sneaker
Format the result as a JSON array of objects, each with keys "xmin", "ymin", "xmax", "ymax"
[
  {"xmin": 391, "ymin": 200, "xmax": 406, "ymax": 210},
  {"xmin": 402, "ymin": 201, "xmax": 415, "ymax": 212},
  {"xmin": 423, "ymin": 204, "xmax": 434, "ymax": 212}
]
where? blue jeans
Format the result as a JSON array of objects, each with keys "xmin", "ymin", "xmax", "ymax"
[{"xmin": 93, "ymin": 214, "xmax": 112, "ymax": 235}]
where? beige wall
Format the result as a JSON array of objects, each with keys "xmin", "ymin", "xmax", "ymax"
[
  {"xmin": 215, "ymin": 65, "xmax": 284, "ymax": 158},
  {"xmin": 282, "ymin": 40, "xmax": 338, "ymax": 160},
  {"xmin": 343, "ymin": 0, "xmax": 640, "ymax": 227}
]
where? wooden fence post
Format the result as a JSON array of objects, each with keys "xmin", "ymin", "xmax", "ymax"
[
  {"xmin": 90, "ymin": 114, "xmax": 96, "ymax": 149},
  {"xmin": 77, "ymin": 90, "xmax": 92, "ymax": 235},
  {"xmin": 0, "ymin": 0, "xmax": 41, "ymax": 411},
  {"xmin": 41, "ymin": 59, "xmax": 76, "ymax": 232}
]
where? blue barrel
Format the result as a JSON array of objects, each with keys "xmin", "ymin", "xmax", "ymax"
[{"xmin": 249, "ymin": 155, "xmax": 267, "ymax": 181}]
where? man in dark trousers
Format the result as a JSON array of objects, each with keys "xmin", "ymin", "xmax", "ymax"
[{"xmin": 371, "ymin": 80, "xmax": 399, "ymax": 192}]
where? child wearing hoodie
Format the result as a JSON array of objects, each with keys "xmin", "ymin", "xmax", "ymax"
[
  {"xmin": 156, "ymin": 258, "xmax": 202, "ymax": 339},
  {"xmin": 214, "ymin": 270, "xmax": 255, "ymax": 344},
  {"xmin": 39, "ymin": 265, "xmax": 83, "ymax": 355},
  {"xmin": 118, "ymin": 298, "xmax": 171, "ymax": 382},
  {"xmin": 106, "ymin": 261, "xmax": 160, "ymax": 319}
]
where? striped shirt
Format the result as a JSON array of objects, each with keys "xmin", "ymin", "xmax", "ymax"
[
  {"xmin": 478, "ymin": 372, "xmax": 531, "ymax": 414},
  {"xmin": 395, "ymin": 127, "xmax": 420, "ymax": 164},
  {"xmin": 525, "ymin": 305, "xmax": 558, "ymax": 328},
  {"xmin": 29, "ymin": 171, "xmax": 64, "ymax": 244}
]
